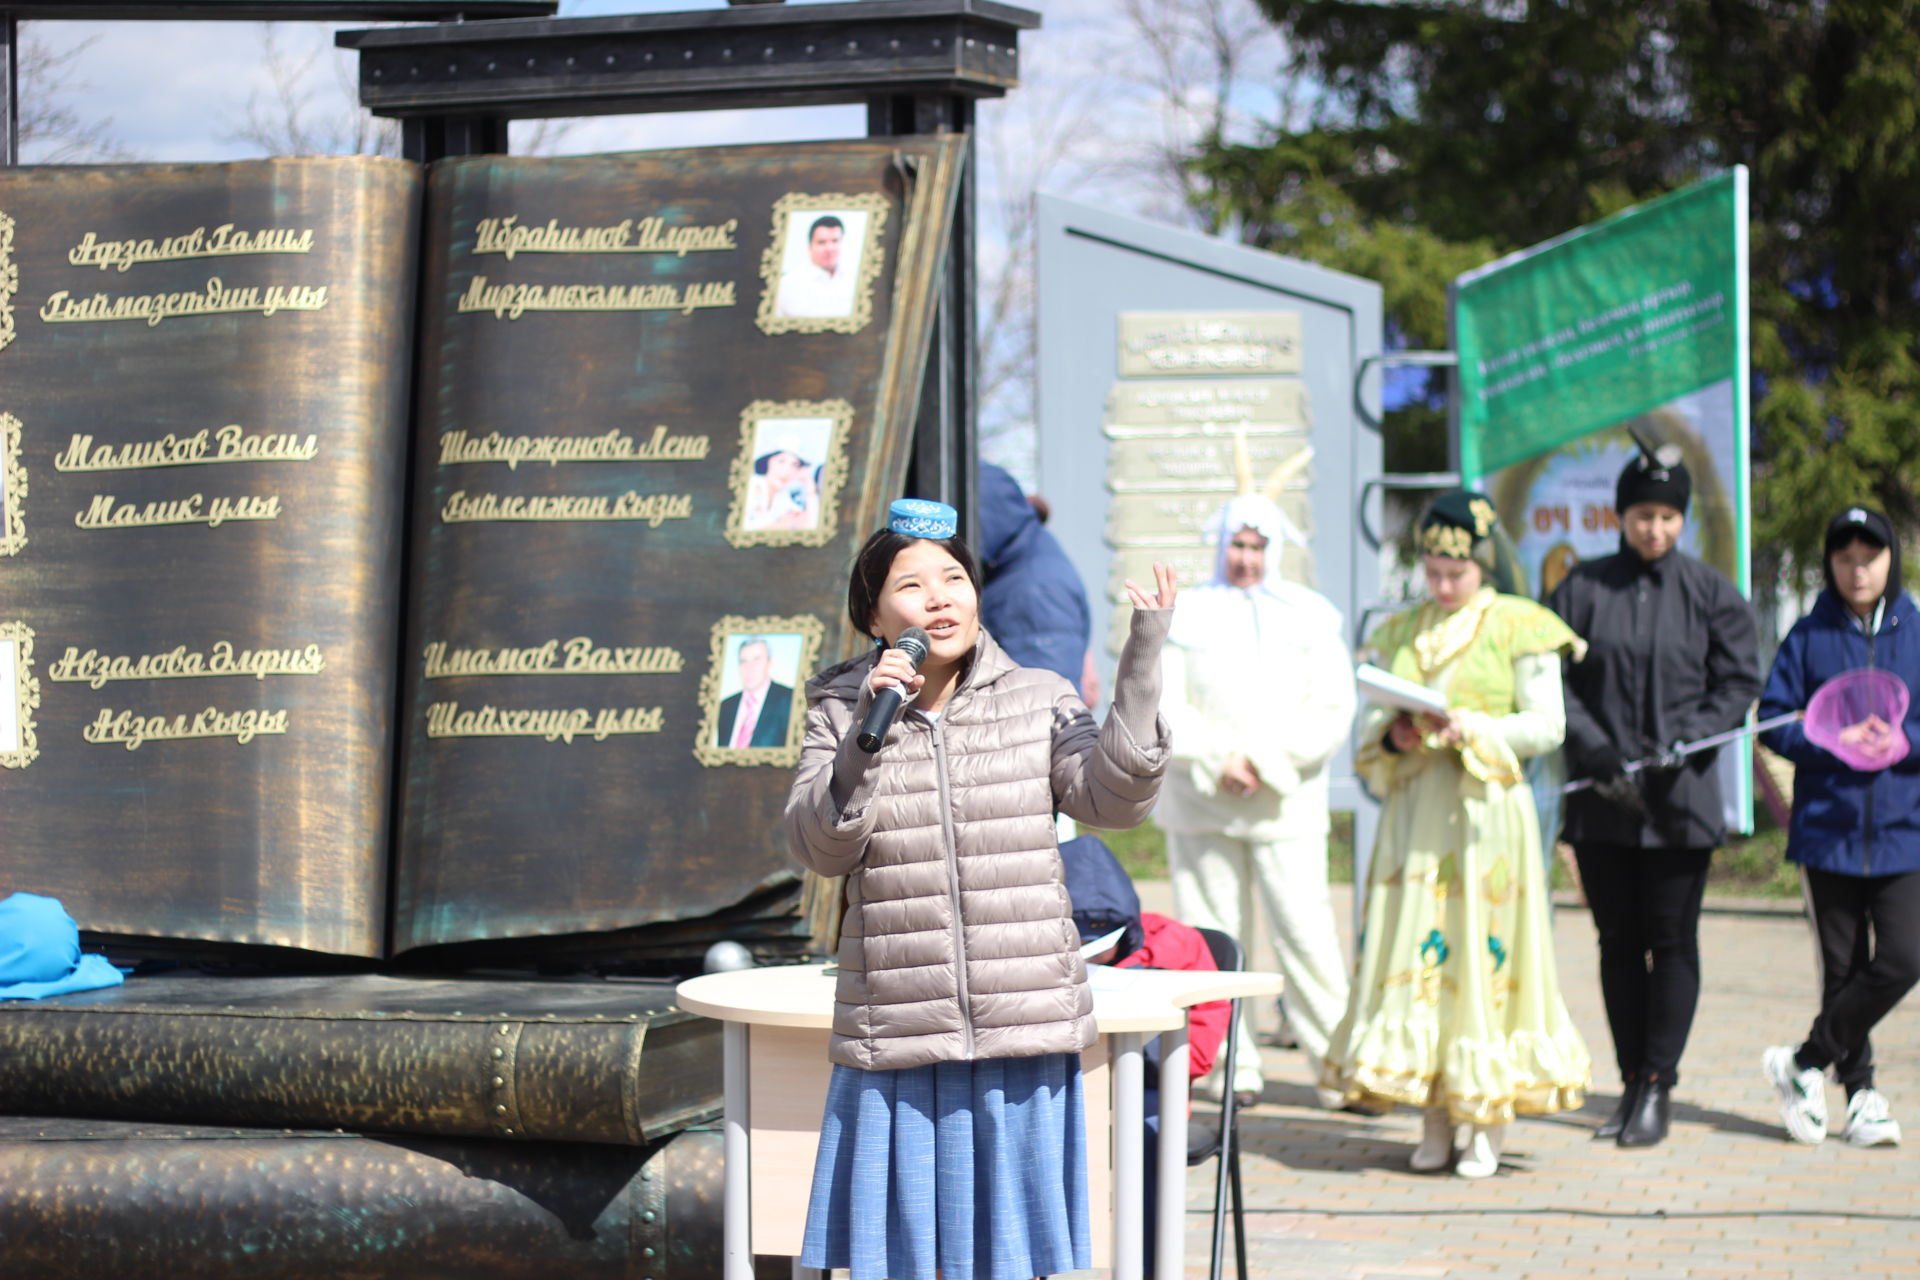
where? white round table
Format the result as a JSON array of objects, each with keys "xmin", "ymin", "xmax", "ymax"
[{"xmin": 678, "ymin": 962, "xmax": 1282, "ymax": 1280}]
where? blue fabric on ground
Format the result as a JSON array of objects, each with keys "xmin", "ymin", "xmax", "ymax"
[
  {"xmin": 0, "ymin": 892, "xmax": 125, "ymax": 1000},
  {"xmin": 800, "ymin": 1052, "xmax": 1091, "ymax": 1280}
]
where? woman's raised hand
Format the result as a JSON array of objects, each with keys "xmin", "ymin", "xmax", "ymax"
[
  {"xmin": 1124, "ymin": 562, "xmax": 1178, "ymax": 611},
  {"xmin": 869, "ymin": 645, "xmax": 926, "ymax": 703}
]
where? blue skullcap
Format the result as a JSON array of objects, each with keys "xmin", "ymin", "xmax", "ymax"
[
  {"xmin": 0, "ymin": 892, "xmax": 126, "ymax": 1001},
  {"xmin": 888, "ymin": 498, "xmax": 957, "ymax": 539}
]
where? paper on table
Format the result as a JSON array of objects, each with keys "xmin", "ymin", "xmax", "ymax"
[{"xmin": 1356, "ymin": 663, "xmax": 1449, "ymax": 716}]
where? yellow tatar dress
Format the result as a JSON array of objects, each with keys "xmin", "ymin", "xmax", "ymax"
[{"xmin": 1322, "ymin": 587, "xmax": 1592, "ymax": 1124}]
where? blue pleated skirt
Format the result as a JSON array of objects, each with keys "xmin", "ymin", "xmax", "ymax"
[{"xmin": 799, "ymin": 1052, "xmax": 1091, "ymax": 1280}]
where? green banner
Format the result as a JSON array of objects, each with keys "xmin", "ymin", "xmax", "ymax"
[{"xmin": 1455, "ymin": 172, "xmax": 1744, "ymax": 477}]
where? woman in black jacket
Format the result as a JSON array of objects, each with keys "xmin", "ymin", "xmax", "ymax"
[{"xmin": 1546, "ymin": 439, "xmax": 1760, "ymax": 1148}]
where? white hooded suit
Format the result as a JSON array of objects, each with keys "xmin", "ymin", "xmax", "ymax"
[{"xmin": 1160, "ymin": 494, "xmax": 1356, "ymax": 1099}]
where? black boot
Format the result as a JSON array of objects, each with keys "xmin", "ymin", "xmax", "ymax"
[
  {"xmin": 1617, "ymin": 1079, "xmax": 1671, "ymax": 1148},
  {"xmin": 1595, "ymin": 1077, "xmax": 1643, "ymax": 1140}
]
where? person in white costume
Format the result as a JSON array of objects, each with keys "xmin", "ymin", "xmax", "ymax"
[{"xmin": 1160, "ymin": 486, "xmax": 1357, "ymax": 1106}]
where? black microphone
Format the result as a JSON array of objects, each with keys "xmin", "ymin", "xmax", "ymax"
[{"xmin": 857, "ymin": 626, "xmax": 931, "ymax": 753}]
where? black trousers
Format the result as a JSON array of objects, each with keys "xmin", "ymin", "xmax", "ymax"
[
  {"xmin": 1573, "ymin": 843, "xmax": 1713, "ymax": 1086},
  {"xmin": 1797, "ymin": 866, "xmax": 1920, "ymax": 1092}
]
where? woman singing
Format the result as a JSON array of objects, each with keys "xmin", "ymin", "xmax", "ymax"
[
  {"xmin": 786, "ymin": 498, "xmax": 1176, "ymax": 1279},
  {"xmin": 1548, "ymin": 438, "xmax": 1760, "ymax": 1149},
  {"xmin": 1323, "ymin": 490, "xmax": 1590, "ymax": 1178},
  {"xmin": 1758, "ymin": 505, "xmax": 1920, "ymax": 1148}
]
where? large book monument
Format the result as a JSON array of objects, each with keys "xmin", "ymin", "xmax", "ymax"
[
  {"xmin": 0, "ymin": 140, "xmax": 964, "ymax": 959},
  {"xmin": 0, "ymin": 143, "xmax": 964, "ymax": 1275}
]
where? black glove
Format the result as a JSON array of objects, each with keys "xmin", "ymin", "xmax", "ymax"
[
  {"xmin": 1577, "ymin": 740, "xmax": 1626, "ymax": 781},
  {"xmin": 1641, "ymin": 740, "xmax": 1688, "ymax": 776},
  {"xmin": 1592, "ymin": 772, "xmax": 1651, "ymax": 821}
]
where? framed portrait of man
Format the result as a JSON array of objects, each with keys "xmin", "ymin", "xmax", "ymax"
[
  {"xmin": 694, "ymin": 615, "xmax": 824, "ymax": 767},
  {"xmin": 0, "ymin": 413, "xmax": 26, "ymax": 557},
  {"xmin": 755, "ymin": 193, "xmax": 890, "ymax": 336},
  {"xmin": 724, "ymin": 399, "xmax": 853, "ymax": 549},
  {"xmin": 0, "ymin": 621, "xmax": 41, "ymax": 768}
]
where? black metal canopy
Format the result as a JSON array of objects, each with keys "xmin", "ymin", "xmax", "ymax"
[
  {"xmin": 336, "ymin": 0, "xmax": 1038, "ymax": 120},
  {"xmin": 3, "ymin": 2, "xmax": 553, "ymax": 16}
]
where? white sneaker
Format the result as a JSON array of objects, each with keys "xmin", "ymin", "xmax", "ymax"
[
  {"xmin": 1454, "ymin": 1123, "xmax": 1505, "ymax": 1178},
  {"xmin": 1410, "ymin": 1108, "xmax": 1455, "ymax": 1172},
  {"xmin": 1843, "ymin": 1088, "xmax": 1902, "ymax": 1147},
  {"xmin": 1763, "ymin": 1045, "xmax": 1828, "ymax": 1144}
]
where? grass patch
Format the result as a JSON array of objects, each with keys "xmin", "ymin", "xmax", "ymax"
[
  {"xmin": 1090, "ymin": 820, "xmax": 1168, "ymax": 882},
  {"xmin": 1091, "ymin": 808, "xmax": 1801, "ymax": 899},
  {"xmin": 1711, "ymin": 819, "xmax": 1801, "ymax": 899}
]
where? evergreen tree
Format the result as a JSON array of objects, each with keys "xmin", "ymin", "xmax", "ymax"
[{"xmin": 1194, "ymin": 0, "xmax": 1920, "ymax": 575}]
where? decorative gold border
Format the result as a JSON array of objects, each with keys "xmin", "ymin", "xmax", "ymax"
[
  {"xmin": 723, "ymin": 399, "xmax": 853, "ymax": 549},
  {"xmin": 0, "ymin": 414, "xmax": 27, "ymax": 556},
  {"xmin": 692, "ymin": 614, "xmax": 824, "ymax": 768},
  {"xmin": 0, "ymin": 210, "xmax": 16, "ymax": 354},
  {"xmin": 754, "ymin": 193, "xmax": 890, "ymax": 336},
  {"xmin": 0, "ymin": 621, "xmax": 42, "ymax": 768}
]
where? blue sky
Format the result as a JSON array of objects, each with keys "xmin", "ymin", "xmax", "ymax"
[{"xmin": 22, "ymin": 0, "xmax": 1049, "ymax": 162}]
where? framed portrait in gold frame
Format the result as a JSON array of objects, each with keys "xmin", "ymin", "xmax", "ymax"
[
  {"xmin": 0, "ymin": 621, "xmax": 41, "ymax": 769},
  {"xmin": 693, "ymin": 614, "xmax": 825, "ymax": 768},
  {"xmin": 754, "ymin": 193, "xmax": 890, "ymax": 336},
  {"xmin": 723, "ymin": 399, "xmax": 852, "ymax": 549}
]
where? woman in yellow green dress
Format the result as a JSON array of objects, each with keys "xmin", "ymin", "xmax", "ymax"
[{"xmin": 1323, "ymin": 490, "xmax": 1592, "ymax": 1177}]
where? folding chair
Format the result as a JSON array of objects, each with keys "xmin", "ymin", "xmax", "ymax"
[{"xmin": 1185, "ymin": 926, "xmax": 1249, "ymax": 1280}]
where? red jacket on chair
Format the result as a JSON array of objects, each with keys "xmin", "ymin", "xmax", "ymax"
[{"xmin": 1115, "ymin": 911, "xmax": 1230, "ymax": 1082}]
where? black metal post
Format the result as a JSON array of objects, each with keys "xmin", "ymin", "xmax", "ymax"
[
  {"xmin": 869, "ymin": 92, "xmax": 976, "ymax": 542},
  {"xmin": 1, "ymin": 12, "xmax": 18, "ymax": 167},
  {"xmin": 401, "ymin": 113, "xmax": 510, "ymax": 164}
]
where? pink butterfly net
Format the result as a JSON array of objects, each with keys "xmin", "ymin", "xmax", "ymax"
[{"xmin": 1806, "ymin": 668, "xmax": 1911, "ymax": 771}]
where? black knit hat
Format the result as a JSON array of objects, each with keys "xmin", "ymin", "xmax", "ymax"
[
  {"xmin": 1823, "ymin": 505, "xmax": 1903, "ymax": 605},
  {"xmin": 1615, "ymin": 430, "xmax": 1692, "ymax": 515}
]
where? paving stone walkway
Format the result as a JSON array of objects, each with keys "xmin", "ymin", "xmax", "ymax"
[{"xmin": 1129, "ymin": 887, "xmax": 1920, "ymax": 1279}]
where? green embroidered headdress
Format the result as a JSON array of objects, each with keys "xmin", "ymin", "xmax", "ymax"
[{"xmin": 1417, "ymin": 488, "xmax": 1526, "ymax": 596}]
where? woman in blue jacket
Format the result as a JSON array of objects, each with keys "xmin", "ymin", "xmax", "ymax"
[{"xmin": 1758, "ymin": 506, "xmax": 1920, "ymax": 1148}]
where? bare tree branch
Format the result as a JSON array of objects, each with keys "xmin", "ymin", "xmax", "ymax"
[
  {"xmin": 227, "ymin": 25, "xmax": 402, "ymax": 157},
  {"xmin": 17, "ymin": 29, "xmax": 133, "ymax": 163},
  {"xmin": 973, "ymin": 1, "xmax": 1293, "ymax": 474},
  {"xmin": 226, "ymin": 25, "xmax": 580, "ymax": 159}
]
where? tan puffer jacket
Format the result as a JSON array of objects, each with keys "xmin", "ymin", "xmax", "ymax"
[{"xmin": 786, "ymin": 610, "xmax": 1172, "ymax": 1071}]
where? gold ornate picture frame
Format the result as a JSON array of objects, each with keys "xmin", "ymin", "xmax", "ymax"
[
  {"xmin": 723, "ymin": 399, "xmax": 853, "ymax": 549},
  {"xmin": 0, "ymin": 621, "xmax": 42, "ymax": 768},
  {"xmin": 754, "ymin": 193, "xmax": 890, "ymax": 336},
  {"xmin": 0, "ymin": 210, "xmax": 16, "ymax": 354},
  {"xmin": 0, "ymin": 413, "xmax": 26, "ymax": 557},
  {"xmin": 693, "ymin": 614, "xmax": 824, "ymax": 768}
]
